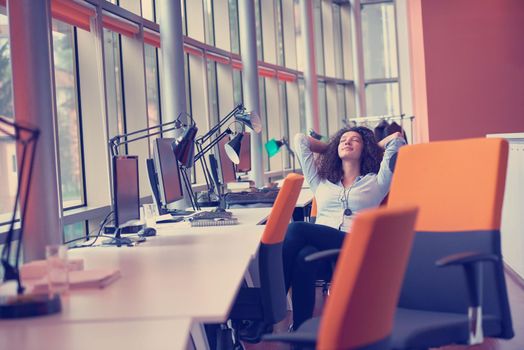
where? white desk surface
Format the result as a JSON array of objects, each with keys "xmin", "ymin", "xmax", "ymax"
[
  {"xmin": 0, "ymin": 207, "xmax": 270, "ymax": 327},
  {"xmin": 0, "ymin": 318, "xmax": 191, "ymax": 350},
  {"xmin": 148, "ymin": 207, "xmax": 270, "ymax": 249}
]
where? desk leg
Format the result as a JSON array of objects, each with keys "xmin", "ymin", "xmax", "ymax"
[{"xmin": 190, "ymin": 322, "xmax": 210, "ymax": 350}]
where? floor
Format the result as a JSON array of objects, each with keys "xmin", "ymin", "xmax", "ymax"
[{"xmin": 245, "ymin": 269, "xmax": 524, "ymax": 350}]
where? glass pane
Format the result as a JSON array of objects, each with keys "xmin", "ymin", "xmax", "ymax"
[
  {"xmin": 276, "ymin": 0, "xmax": 285, "ymax": 66},
  {"xmin": 142, "ymin": 0, "xmax": 155, "ymax": 22},
  {"xmin": 365, "ymin": 82, "xmax": 400, "ymax": 117},
  {"xmin": 144, "ymin": 44, "xmax": 161, "ymax": 153},
  {"xmin": 258, "ymin": 77, "xmax": 269, "ymax": 170},
  {"xmin": 337, "ymin": 84, "xmax": 346, "ymax": 123},
  {"xmin": 313, "ymin": 0, "xmax": 324, "ymax": 75},
  {"xmin": 103, "ymin": 29, "xmax": 125, "ymax": 139},
  {"xmin": 298, "ymin": 78, "xmax": 306, "ymax": 134},
  {"xmin": 332, "ymin": 4, "xmax": 344, "ymax": 78},
  {"xmin": 254, "ymin": 0, "xmax": 263, "ymax": 60},
  {"xmin": 361, "ymin": 3, "xmax": 398, "ymax": 80},
  {"xmin": 233, "ymin": 69, "xmax": 243, "ymax": 105},
  {"xmin": 203, "ymin": 0, "xmax": 215, "ymax": 45},
  {"xmin": 294, "ymin": 0, "xmax": 304, "ymax": 72},
  {"xmin": 64, "ymin": 222, "xmax": 85, "ymax": 244},
  {"xmin": 52, "ymin": 21, "xmax": 84, "ymax": 209},
  {"xmin": 228, "ymin": 0, "xmax": 240, "ymax": 54},
  {"xmin": 0, "ymin": 11, "xmax": 15, "ymax": 224},
  {"xmin": 318, "ymin": 81, "xmax": 328, "ymax": 136},
  {"xmin": 279, "ymin": 81, "xmax": 290, "ymax": 168},
  {"xmin": 207, "ymin": 61, "xmax": 219, "ymax": 127}
]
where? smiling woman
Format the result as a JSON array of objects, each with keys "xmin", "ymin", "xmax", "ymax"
[{"xmin": 280, "ymin": 128, "xmax": 405, "ymax": 330}]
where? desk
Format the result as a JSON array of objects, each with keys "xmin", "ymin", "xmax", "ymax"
[
  {"xmin": 148, "ymin": 207, "xmax": 270, "ymax": 250},
  {"xmin": 1, "ymin": 207, "xmax": 270, "ymax": 350},
  {"xmin": 0, "ymin": 318, "xmax": 191, "ymax": 350}
]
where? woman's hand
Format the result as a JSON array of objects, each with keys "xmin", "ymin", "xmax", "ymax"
[
  {"xmin": 378, "ymin": 131, "xmax": 402, "ymax": 149},
  {"xmin": 307, "ymin": 136, "xmax": 329, "ymax": 154}
]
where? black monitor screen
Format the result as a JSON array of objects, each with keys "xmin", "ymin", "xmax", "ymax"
[
  {"xmin": 154, "ymin": 138, "xmax": 184, "ymax": 206},
  {"xmin": 113, "ymin": 156, "xmax": 140, "ymax": 228},
  {"xmin": 218, "ymin": 136, "xmax": 237, "ymax": 184},
  {"xmin": 237, "ymin": 132, "xmax": 251, "ymax": 172}
]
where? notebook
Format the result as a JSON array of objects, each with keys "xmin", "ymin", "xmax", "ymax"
[{"xmin": 31, "ymin": 268, "xmax": 121, "ymax": 293}]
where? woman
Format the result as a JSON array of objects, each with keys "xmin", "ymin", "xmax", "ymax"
[{"xmin": 284, "ymin": 126, "xmax": 405, "ymax": 330}]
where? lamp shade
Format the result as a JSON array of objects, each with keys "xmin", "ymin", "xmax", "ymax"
[
  {"xmin": 173, "ymin": 124, "xmax": 198, "ymax": 168},
  {"xmin": 224, "ymin": 132, "xmax": 243, "ymax": 164},
  {"xmin": 236, "ymin": 111, "xmax": 262, "ymax": 134},
  {"xmin": 265, "ymin": 138, "xmax": 284, "ymax": 158}
]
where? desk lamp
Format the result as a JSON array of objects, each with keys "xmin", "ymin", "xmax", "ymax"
[
  {"xmin": 193, "ymin": 104, "xmax": 261, "ymax": 204},
  {"xmin": 0, "ymin": 116, "xmax": 61, "ymax": 319},
  {"xmin": 109, "ymin": 112, "xmax": 198, "ymax": 209},
  {"xmin": 264, "ymin": 138, "xmax": 296, "ymax": 173}
]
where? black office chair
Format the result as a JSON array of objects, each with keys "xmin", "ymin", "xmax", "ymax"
[{"xmin": 212, "ymin": 174, "xmax": 304, "ymax": 349}]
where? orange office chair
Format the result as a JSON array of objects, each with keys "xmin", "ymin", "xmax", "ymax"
[
  {"xmin": 263, "ymin": 205, "xmax": 419, "ymax": 349},
  {"xmin": 386, "ymin": 138, "xmax": 513, "ymax": 349},
  {"xmin": 224, "ymin": 173, "xmax": 304, "ymax": 346},
  {"xmin": 309, "ymin": 197, "xmax": 317, "ymax": 223}
]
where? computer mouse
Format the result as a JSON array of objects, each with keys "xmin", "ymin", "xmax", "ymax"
[{"xmin": 141, "ymin": 227, "xmax": 157, "ymax": 237}]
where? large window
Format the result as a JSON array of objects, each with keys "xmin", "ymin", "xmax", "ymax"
[
  {"xmin": 0, "ymin": 11, "xmax": 15, "ymax": 224},
  {"xmin": 361, "ymin": 1, "xmax": 400, "ymax": 116},
  {"xmin": 52, "ymin": 20, "xmax": 85, "ymax": 209}
]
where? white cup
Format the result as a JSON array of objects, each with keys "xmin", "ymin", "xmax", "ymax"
[{"xmin": 46, "ymin": 244, "xmax": 69, "ymax": 296}]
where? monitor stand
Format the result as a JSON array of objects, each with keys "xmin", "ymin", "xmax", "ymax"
[
  {"xmin": 159, "ymin": 207, "xmax": 194, "ymax": 216},
  {"xmin": 102, "ymin": 228, "xmax": 146, "ymax": 247}
]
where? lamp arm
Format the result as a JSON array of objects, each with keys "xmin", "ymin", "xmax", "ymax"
[
  {"xmin": 109, "ymin": 112, "xmax": 195, "ymax": 156},
  {"xmin": 194, "ymin": 129, "xmax": 233, "ymax": 163},
  {"xmin": 196, "ymin": 103, "xmax": 243, "ymax": 145},
  {"xmin": 282, "ymin": 139, "xmax": 296, "ymax": 173}
]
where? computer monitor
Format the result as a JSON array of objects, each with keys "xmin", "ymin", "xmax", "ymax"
[
  {"xmin": 237, "ymin": 132, "xmax": 251, "ymax": 172},
  {"xmin": 217, "ymin": 135, "xmax": 237, "ymax": 184},
  {"xmin": 113, "ymin": 155, "xmax": 140, "ymax": 229},
  {"xmin": 153, "ymin": 138, "xmax": 184, "ymax": 208}
]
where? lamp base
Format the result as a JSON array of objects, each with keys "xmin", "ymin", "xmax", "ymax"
[{"xmin": 0, "ymin": 293, "xmax": 61, "ymax": 319}]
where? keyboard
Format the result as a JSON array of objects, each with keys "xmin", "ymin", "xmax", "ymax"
[
  {"xmin": 190, "ymin": 210, "xmax": 233, "ymax": 220},
  {"xmin": 224, "ymin": 189, "xmax": 279, "ymax": 205}
]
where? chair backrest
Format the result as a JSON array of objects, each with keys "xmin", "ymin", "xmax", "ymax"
[
  {"xmin": 259, "ymin": 173, "xmax": 304, "ymax": 324},
  {"xmin": 317, "ymin": 206, "xmax": 418, "ymax": 350},
  {"xmin": 388, "ymin": 138, "xmax": 513, "ymax": 339},
  {"xmin": 310, "ymin": 197, "xmax": 317, "ymax": 223}
]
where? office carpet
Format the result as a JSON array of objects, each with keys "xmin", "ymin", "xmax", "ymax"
[{"xmin": 246, "ymin": 269, "xmax": 524, "ymax": 350}]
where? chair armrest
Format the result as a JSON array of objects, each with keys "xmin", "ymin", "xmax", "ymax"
[
  {"xmin": 435, "ymin": 251, "xmax": 499, "ymax": 308},
  {"xmin": 304, "ymin": 249, "xmax": 341, "ymax": 262},
  {"xmin": 262, "ymin": 332, "xmax": 317, "ymax": 346},
  {"xmin": 436, "ymin": 251, "xmax": 499, "ymax": 267}
]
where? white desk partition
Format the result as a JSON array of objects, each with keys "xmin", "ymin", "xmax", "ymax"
[
  {"xmin": 487, "ymin": 133, "xmax": 524, "ymax": 279},
  {"xmin": 0, "ymin": 318, "xmax": 191, "ymax": 350}
]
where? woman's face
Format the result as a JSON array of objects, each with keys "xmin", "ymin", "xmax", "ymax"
[{"xmin": 338, "ymin": 131, "xmax": 363, "ymax": 161}]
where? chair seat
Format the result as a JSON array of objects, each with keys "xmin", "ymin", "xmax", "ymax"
[{"xmin": 392, "ymin": 307, "xmax": 502, "ymax": 349}]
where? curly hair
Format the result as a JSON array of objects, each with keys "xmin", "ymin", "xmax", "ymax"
[{"xmin": 316, "ymin": 127, "xmax": 383, "ymax": 184}]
